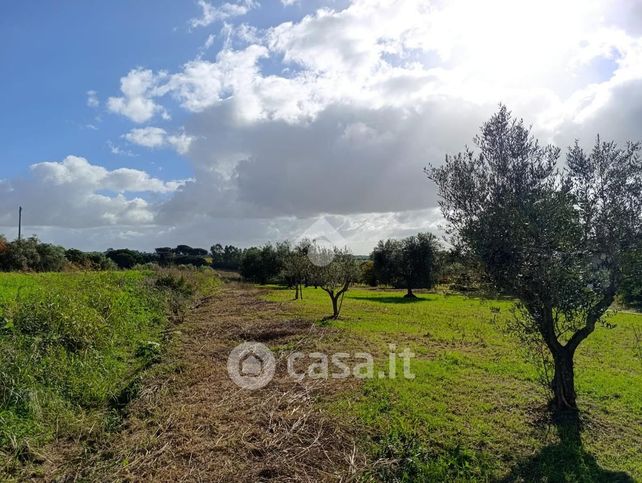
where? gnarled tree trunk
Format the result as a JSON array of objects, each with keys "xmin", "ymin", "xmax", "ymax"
[
  {"xmin": 331, "ymin": 294, "xmax": 339, "ymax": 319},
  {"xmin": 551, "ymin": 347, "xmax": 577, "ymax": 410}
]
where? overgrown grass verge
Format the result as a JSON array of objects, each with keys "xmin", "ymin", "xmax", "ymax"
[
  {"xmin": 267, "ymin": 286, "xmax": 642, "ymax": 481},
  {"xmin": 0, "ymin": 268, "xmax": 218, "ymax": 478}
]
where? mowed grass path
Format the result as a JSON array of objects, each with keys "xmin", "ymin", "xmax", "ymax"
[{"xmin": 267, "ymin": 286, "xmax": 642, "ymax": 481}]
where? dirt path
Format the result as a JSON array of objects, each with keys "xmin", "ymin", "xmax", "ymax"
[{"xmin": 54, "ymin": 282, "xmax": 365, "ymax": 482}]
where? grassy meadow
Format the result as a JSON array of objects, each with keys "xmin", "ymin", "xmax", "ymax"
[
  {"xmin": 0, "ymin": 269, "xmax": 217, "ymax": 478},
  {"xmin": 267, "ymin": 286, "xmax": 642, "ymax": 481}
]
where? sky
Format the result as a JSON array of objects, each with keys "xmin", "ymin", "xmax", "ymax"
[{"xmin": 1, "ymin": 0, "xmax": 641, "ymax": 253}]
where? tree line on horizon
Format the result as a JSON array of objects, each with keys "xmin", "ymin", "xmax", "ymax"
[{"xmin": 0, "ymin": 232, "xmax": 639, "ymax": 313}]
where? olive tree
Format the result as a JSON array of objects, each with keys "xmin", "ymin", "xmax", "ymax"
[
  {"xmin": 284, "ymin": 240, "xmax": 312, "ymax": 300},
  {"xmin": 309, "ymin": 247, "xmax": 359, "ymax": 319},
  {"xmin": 428, "ymin": 106, "xmax": 642, "ymax": 410},
  {"xmin": 371, "ymin": 233, "xmax": 439, "ymax": 298}
]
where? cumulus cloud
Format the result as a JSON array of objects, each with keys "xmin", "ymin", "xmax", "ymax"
[
  {"xmin": 160, "ymin": 100, "xmax": 490, "ymax": 223},
  {"xmin": 88, "ymin": 0, "xmax": 642, "ymax": 251},
  {"xmin": 107, "ymin": 69, "xmax": 169, "ymax": 123},
  {"xmin": 190, "ymin": 0, "xmax": 257, "ymax": 29},
  {"xmin": 0, "ymin": 156, "xmax": 185, "ymax": 228},
  {"xmin": 124, "ymin": 127, "xmax": 194, "ymax": 154}
]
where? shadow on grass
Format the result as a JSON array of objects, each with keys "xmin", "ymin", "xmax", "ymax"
[
  {"xmin": 502, "ymin": 410, "xmax": 633, "ymax": 482},
  {"xmin": 350, "ymin": 295, "xmax": 433, "ymax": 304}
]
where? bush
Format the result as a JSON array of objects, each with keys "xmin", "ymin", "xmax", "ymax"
[
  {"xmin": 0, "ymin": 237, "xmax": 66, "ymax": 272},
  {"xmin": 65, "ymin": 249, "xmax": 117, "ymax": 271}
]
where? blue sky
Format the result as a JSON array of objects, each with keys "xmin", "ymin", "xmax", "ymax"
[
  {"xmin": 2, "ymin": 1, "xmax": 231, "ymax": 180},
  {"xmin": 0, "ymin": 0, "xmax": 640, "ymax": 251},
  {"xmin": 0, "ymin": 0, "xmax": 330, "ymax": 179}
]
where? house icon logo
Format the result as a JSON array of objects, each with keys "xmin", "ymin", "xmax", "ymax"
[
  {"xmin": 295, "ymin": 217, "xmax": 348, "ymax": 267},
  {"xmin": 227, "ymin": 342, "xmax": 276, "ymax": 390},
  {"xmin": 240, "ymin": 353, "xmax": 263, "ymax": 377}
]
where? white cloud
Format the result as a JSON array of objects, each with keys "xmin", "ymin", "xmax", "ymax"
[
  {"xmin": 203, "ymin": 33, "xmax": 216, "ymax": 50},
  {"xmin": 86, "ymin": 90, "xmax": 99, "ymax": 108},
  {"xmin": 107, "ymin": 141, "xmax": 136, "ymax": 157},
  {"xmin": 90, "ymin": 0, "xmax": 642, "ymax": 251},
  {"xmin": 124, "ymin": 127, "xmax": 194, "ymax": 155},
  {"xmin": 107, "ymin": 69, "xmax": 168, "ymax": 123},
  {"xmin": 167, "ymin": 132, "xmax": 195, "ymax": 155},
  {"xmin": 0, "ymin": 156, "xmax": 185, "ymax": 229},
  {"xmin": 124, "ymin": 127, "xmax": 167, "ymax": 148},
  {"xmin": 109, "ymin": 0, "xmax": 637, "ymax": 129},
  {"xmin": 31, "ymin": 156, "xmax": 182, "ymax": 193},
  {"xmin": 190, "ymin": 0, "xmax": 257, "ymax": 29}
]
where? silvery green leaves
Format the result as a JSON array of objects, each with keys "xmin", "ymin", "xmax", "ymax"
[{"xmin": 427, "ymin": 105, "xmax": 642, "ymax": 410}]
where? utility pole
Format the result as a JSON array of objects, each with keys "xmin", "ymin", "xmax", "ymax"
[{"xmin": 18, "ymin": 206, "xmax": 22, "ymax": 241}]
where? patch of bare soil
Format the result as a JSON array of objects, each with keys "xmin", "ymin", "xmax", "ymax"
[{"xmin": 49, "ymin": 283, "xmax": 367, "ymax": 482}]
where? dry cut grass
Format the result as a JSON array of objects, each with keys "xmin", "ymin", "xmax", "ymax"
[{"xmin": 51, "ymin": 283, "xmax": 368, "ymax": 482}]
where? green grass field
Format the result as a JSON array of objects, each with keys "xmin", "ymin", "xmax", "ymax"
[
  {"xmin": 267, "ymin": 286, "xmax": 642, "ymax": 481},
  {"xmin": 0, "ymin": 269, "xmax": 216, "ymax": 478}
]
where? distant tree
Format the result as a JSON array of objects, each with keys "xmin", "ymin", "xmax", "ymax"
[
  {"xmin": 153, "ymin": 246, "xmax": 208, "ymax": 267},
  {"xmin": 211, "ymin": 244, "xmax": 224, "ymax": 264},
  {"xmin": 174, "ymin": 245, "xmax": 194, "ymax": 256},
  {"xmin": 174, "ymin": 245, "xmax": 208, "ymax": 257},
  {"xmin": 105, "ymin": 249, "xmax": 147, "ymax": 269},
  {"xmin": 309, "ymin": 247, "xmax": 359, "ymax": 319},
  {"xmin": 284, "ymin": 240, "xmax": 312, "ymax": 299},
  {"xmin": 371, "ymin": 233, "xmax": 439, "ymax": 297},
  {"xmin": 155, "ymin": 247, "xmax": 175, "ymax": 267},
  {"xmin": 438, "ymin": 248, "xmax": 485, "ymax": 292},
  {"xmin": 174, "ymin": 255, "xmax": 209, "ymax": 267},
  {"xmin": 222, "ymin": 245, "xmax": 242, "ymax": 269},
  {"xmin": 371, "ymin": 239, "xmax": 400, "ymax": 288},
  {"xmin": 620, "ymin": 237, "xmax": 642, "ymax": 309},
  {"xmin": 240, "ymin": 247, "xmax": 263, "ymax": 282},
  {"xmin": 359, "ymin": 260, "xmax": 378, "ymax": 287},
  {"xmin": 428, "ymin": 106, "xmax": 642, "ymax": 410},
  {"xmin": 211, "ymin": 244, "xmax": 243, "ymax": 270},
  {"xmin": 240, "ymin": 243, "xmax": 289, "ymax": 284}
]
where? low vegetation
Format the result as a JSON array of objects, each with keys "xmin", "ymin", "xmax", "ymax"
[{"xmin": 0, "ymin": 268, "xmax": 217, "ymax": 478}]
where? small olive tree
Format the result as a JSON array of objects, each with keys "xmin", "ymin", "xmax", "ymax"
[
  {"xmin": 284, "ymin": 240, "xmax": 312, "ymax": 300},
  {"xmin": 309, "ymin": 247, "xmax": 359, "ymax": 319},
  {"xmin": 428, "ymin": 106, "xmax": 642, "ymax": 410}
]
